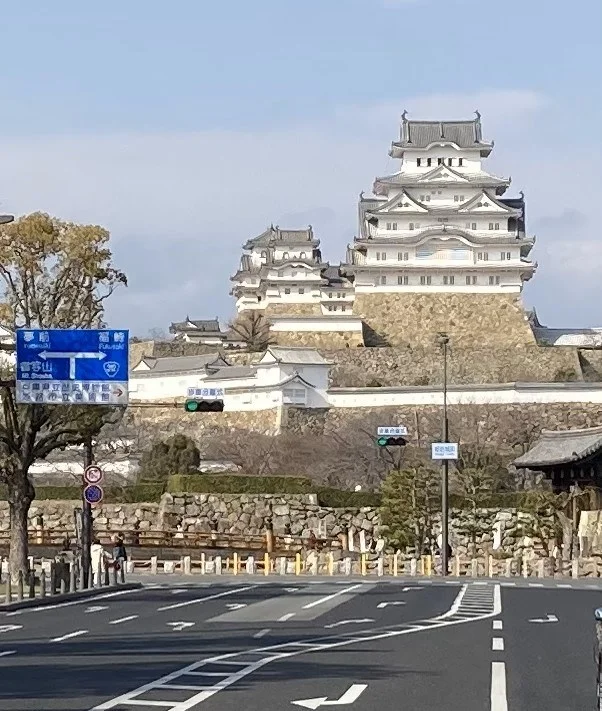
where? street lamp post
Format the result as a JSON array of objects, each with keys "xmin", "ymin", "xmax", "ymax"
[{"xmin": 438, "ymin": 332, "xmax": 450, "ymax": 576}]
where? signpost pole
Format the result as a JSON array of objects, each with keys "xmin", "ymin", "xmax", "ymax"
[
  {"xmin": 439, "ymin": 333, "xmax": 450, "ymax": 578},
  {"xmin": 81, "ymin": 437, "xmax": 93, "ymax": 589}
]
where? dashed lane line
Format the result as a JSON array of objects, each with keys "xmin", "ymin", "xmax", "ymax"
[
  {"xmin": 4, "ymin": 588, "xmax": 141, "ymax": 616},
  {"xmin": 0, "ymin": 650, "xmax": 16, "ymax": 657},
  {"xmin": 491, "ymin": 662, "xmax": 508, "ymax": 711},
  {"xmin": 493, "ymin": 620, "xmax": 503, "ymax": 630},
  {"xmin": 252, "ymin": 628, "xmax": 271, "ymax": 639},
  {"xmin": 492, "ymin": 637, "xmax": 504, "ymax": 651},
  {"xmin": 277, "ymin": 613, "xmax": 295, "ymax": 622},
  {"xmin": 301, "ymin": 584, "xmax": 364, "ymax": 610},
  {"xmin": 50, "ymin": 630, "xmax": 88, "ymax": 643},
  {"xmin": 157, "ymin": 586, "xmax": 257, "ymax": 612},
  {"xmin": 91, "ymin": 583, "xmax": 502, "ymax": 711},
  {"xmin": 109, "ymin": 615, "xmax": 139, "ymax": 625}
]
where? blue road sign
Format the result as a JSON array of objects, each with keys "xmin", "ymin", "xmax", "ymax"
[
  {"xmin": 16, "ymin": 328, "xmax": 129, "ymax": 406},
  {"xmin": 83, "ymin": 484, "xmax": 103, "ymax": 504}
]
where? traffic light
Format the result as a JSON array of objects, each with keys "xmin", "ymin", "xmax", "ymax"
[
  {"xmin": 376, "ymin": 436, "xmax": 407, "ymax": 447},
  {"xmin": 184, "ymin": 399, "xmax": 224, "ymax": 413}
]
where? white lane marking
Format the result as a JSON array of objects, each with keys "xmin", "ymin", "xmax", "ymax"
[
  {"xmin": 292, "ymin": 683, "xmax": 367, "ymax": 709},
  {"xmin": 493, "ymin": 620, "xmax": 503, "ymax": 630},
  {"xmin": 50, "ymin": 630, "xmax": 88, "ymax": 643},
  {"xmin": 5, "ymin": 587, "xmax": 140, "ymax": 615},
  {"xmin": 492, "ymin": 637, "xmax": 504, "ymax": 651},
  {"xmin": 557, "ymin": 584, "xmax": 571, "ymax": 589},
  {"xmin": 324, "ymin": 618, "xmax": 374, "ymax": 629},
  {"xmin": 491, "ymin": 661, "xmax": 508, "ymax": 711},
  {"xmin": 85, "ymin": 605, "xmax": 109, "ymax": 613},
  {"xmin": 157, "ymin": 585, "xmax": 256, "ymax": 612},
  {"xmin": 528, "ymin": 583, "xmax": 544, "ymax": 588},
  {"xmin": 0, "ymin": 650, "xmax": 16, "ymax": 657},
  {"xmin": 109, "ymin": 615, "xmax": 138, "ymax": 625},
  {"xmin": 253, "ymin": 628, "xmax": 271, "ymax": 639},
  {"xmin": 0, "ymin": 625, "xmax": 22, "ymax": 634},
  {"xmin": 278, "ymin": 613, "xmax": 296, "ymax": 622},
  {"xmin": 377, "ymin": 601, "xmax": 406, "ymax": 609},
  {"xmin": 500, "ymin": 582, "xmax": 516, "ymax": 587},
  {"xmin": 167, "ymin": 622, "xmax": 195, "ymax": 632},
  {"xmin": 225, "ymin": 603, "xmax": 247, "ymax": 610},
  {"xmin": 401, "ymin": 587, "xmax": 424, "ymax": 592},
  {"xmin": 302, "ymin": 584, "xmax": 364, "ymax": 610},
  {"xmin": 528, "ymin": 614, "xmax": 558, "ymax": 624},
  {"xmin": 474, "ymin": 582, "xmax": 488, "ymax": 586},
  {"xmin": 91, "ymin": 584, "xmax": 502, "ymax": 711}
]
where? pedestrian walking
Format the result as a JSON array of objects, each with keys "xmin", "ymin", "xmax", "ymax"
[
  {"xmin": 112, "ymin": 535, "xmax": 127, "ymax": 584},
  {"xmin": 90, "ymin": 538, "xmax": 111, "ymax": 587}
]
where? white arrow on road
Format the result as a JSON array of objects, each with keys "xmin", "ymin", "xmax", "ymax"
[
  {"xmin": 167, "ymin": 622, "xmax": 195, "ymax": 632},
  {"xmin": 284, "ymin": 587, "xmax": 299, "ymax": 593},
  {"xmin": 292, "ymin": 684, "xmax": 367, "ymax": 709},
  {"xmin": 324, "ymin": 619, "xmax": 374, "ymax": 629},
  {"xmin": 528, "ymin": 614, "xmax": 558, "ymax": 624},
  {"xmin": 225, "ymin": 603, "xmax": 247, "ymax": 610},
  {"xmin": 402, "ymin": 586, "xmax": 424, "ymax": 592},
  {"xmin": 39, "ymin": 350, "xmax": 106, "ymax": 379},
  {"xmin": 377, "ymin": 601, "xmax": 406, "ymax": 609},
  {"xmin": 85, "ymin": 605, "xmax": 109, "ymax": 613},
  {"xmin": 0, "ymin": 625, "xmax": 22, "ymax": 634}
]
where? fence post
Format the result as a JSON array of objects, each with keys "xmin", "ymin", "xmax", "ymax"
[
  {"xmin": 471, "ymin": 559, "xmax": 478, "ymax": 577},
  {"xmin": 4, "ymin": 572, "xmax": 11, "ymax": 603},
  {"xmin": 215, "ymin": 555, "xmax": 222, "ymax": 575},
  {"xmin": 40, "ymin": 569, "xmax": 46, "ymax": 598},
  {"xmin": 69, "ymin": 561, "xmax": 76, "ymax": 592},
  {"xmin": 200, "ymin": 552, "xmax": 206, "ymax": 575},
  {"xmin": 278, "ymin": 556, "xmax": 287, "ymax": 575},
  {"xmin": 410, "ymin": 558, "xmax": 417, "ymax": 576},
  {"xmin": 487, "ymin": 555, "xmax": 493, "ymax": 578},
  {"xmin": 360, "ymin": 553, "xmax": 367, "ymax": 577},
  {"xmin": 183, "ymin": 556, "xmax": 191, "ymax": 575},
  {"xmin": 233, "ymin": 552, "xmax": 239, "ymax": 575},
  {"xmin": 425, "ymin": 555, "xmax": 432, "ymax": 577},
  {"xmin": 328, "ymin": 552, "xmax": 335, "ymax": 576},
  {"xmin": 264, "ymin": 553, "xmax": 270, "ymax": 576},
  {"xmin": 28, "ymin": 568, "xmax": 36, "ymax": 599},
  {"xmin": 377, "ymin": 556, "xmax": 384, "ymax": 577},
  {"xmin": 343, "ymin": 556, "xmax": 352, "ymax": 576},
  {"xmin": 453, "ymin": 555, "xmax": 461, "ymax": 577},
  {"xmin": 60, "ymin": 572, "xmax": 67, "ymax": 595},
  {"xmin": 150, "ymin": 556, "xmax": 158, "ymax": 576},
  {"xmin": 522, "ymin": 556, "xmax": 528, "ymax": 578},
  {"xmin": 504, "ymin": 559, "xmax": 512, "ymax": 578},
  {"xmin": 537, "ymin": 559, "xmax": 545, "ymax": 578},
  {"xmin": 393, "ymin": 552, "xmax": 399, "ymax": 577},
  {"xmin": 295, "ymin": 553, "xmax": 302, "ymax": 576},
  {"xmin": 571, "ymin": 559, "xmax": 579, "ymax": 578}
]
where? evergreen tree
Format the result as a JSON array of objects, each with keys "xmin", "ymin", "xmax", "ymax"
[{"xmin": 139, "ymin": 434, "xmax": 201, "ymax": 481}]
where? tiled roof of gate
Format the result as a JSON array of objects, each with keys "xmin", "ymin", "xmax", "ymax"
[{"xmin": 513, "ymin": 425, "xmax": 602, "ymax": 468}]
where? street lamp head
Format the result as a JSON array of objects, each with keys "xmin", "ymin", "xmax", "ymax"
[
  {"xmin": 0, "ymin": 214, "xmax": 14, "ymax": 225},
  {"xmin": 437, "ymin": 332, "xmax": 450, "ymax": 347}
]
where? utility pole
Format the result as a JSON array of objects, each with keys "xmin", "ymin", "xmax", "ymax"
[
  {"xmin": 438, "ymin": 332, "xmax": 450, "ymax": 577},
  {"xmin": 81, "ymin": 436, "xmax": 94, "ymax": 588}
]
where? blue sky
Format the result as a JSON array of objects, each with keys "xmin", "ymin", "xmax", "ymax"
[{"xmin": 0, "ymin": 0, "xmax": 600, "ymax": 334}]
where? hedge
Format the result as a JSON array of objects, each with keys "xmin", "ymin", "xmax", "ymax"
[
  {"xmin": 166, "ymin": 474, "xmax": 315, "ymax": 495},
  {"xmin": 0, "ymin": 483, "xmax": 165, "ymax": 503},
  {"xmin": 316, "ymin": 488, "xmax": 382, "ymax": 508}
]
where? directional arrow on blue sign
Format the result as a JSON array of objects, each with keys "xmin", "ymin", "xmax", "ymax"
[{"xmin": 39, "ymin": 350, "xmax": 107, "ymax": 379}]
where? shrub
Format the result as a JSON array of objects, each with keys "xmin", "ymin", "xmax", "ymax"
[{"xmin": 139, "ymin": 434, "xmax": 200, "ymax": 481}]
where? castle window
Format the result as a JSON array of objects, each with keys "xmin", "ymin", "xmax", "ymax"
[
  {"xmin": 398, "ymin": 275, "xmax": 409, "ymax": 285},
  {"xmin": 466, "ymin": 275, "xmax": 477, "ymax": 285},
  {"xmin": 459, "ymin": 195, "xmax": 465, "ymax": 202},
  {"xmin": 501, "ymin": 252, "xmax": 511, "ymax": 261},
  {"xmin": 442, "ymin": 275, "xmax": 455, "ymax": 286},
  {"xmin": 465, "ymin": 222, "xmax": 471, "ymax": 229},
  {"xmin": 438, "ymin": 158, "xmax": 444, "ymax": 165},
  {"xmin": 284, "ymin": 287, "xmax": 291, "ymax": 294},
  {"xmin": 397, "ymin": 251, "xmax": 409, "ymax": 261},
  {"xmin": 454, "ymin": 195, "xmax": 459, "ymax": 202},
  {"xmin": 426, "ymin": 158, "xmax": 432, "ymax": 167},
  {"xmin": 458, "ymin": 158, "xmax": 464, "ymax": 166},
  {"xmin": 341, "ymin": 305, "xmax": 346, "ymax": 312},
  {"xmin": 471, "ymin": 222, "xmax": 477, "ymax": 230},
  {"xmin": 495, "ymin": 223, "xmax": 500, "ymax": 230},
  {"xmin": 298, "ymin": 287, "xmax": 305, "ymax": 294},
  {"xmin": 300, "ymin": 251, "xmax": 306, "ymax": 258},
  {"xmin": 328, "ymin": 292, "xmax": 333, "ymax": 298},
  {"xmin": 420, "ymin": 275, "xmax": 431, "ymax": 285},
  {"xmin": 489, "ymin": 223, "xmax": 494, "ymax": 230},
  {"xmin": 488, "ymin": 275, "xmax": 501, "ymax": 286},
  {"xmin": 447, "ymin": 158, "xmax": 453, "ymax": 166},
  {"xmin": 417, "ymin": 158, "xmax": 422, "ymax": 166},
  {"xmin": 283, "ymin": 252, "xmax": 289, "ymax": 259},
  {"xmin": 380, "ymin": 275, "xmax": 387, "ymax": 285},
  {"xmin": 477, "ymin": 252, "xmax": 489, "ymax": 261},
  {"xmin": 341, "ymin": 293, "xmax": 346, "ymax": 298},
  {"xmin": 327, "ymin": 303, "xmax": 334, "ymax": 311},
  {"xmin": 336, "ymin": 292, "xmax": 342, "ymax": 298},
  {"xmin": 386, "ymin": 222, "xmax": 397, "ymax": 230},
  {"xmin": 260, "ymin": 251, "xmax": 267, "ymax": 259},
  {"xmin": 437, "ymin": 217, "xmax": 449, "ymax": 223},
  {"xmin": 409, "ymin": 223, "xmax": 415, "ymax": 230}
]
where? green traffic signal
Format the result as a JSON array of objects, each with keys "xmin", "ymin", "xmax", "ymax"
[
  {"xmin": 376, "ymin": 436, "xmax": 407, "ymax": 447},
  {"xmin": 377, "ymin": 436, "xmax": 388, "ymax": 447},
  {"xmin": 184, "ymin": 399, "xmax": 224, "ymax": 413}
]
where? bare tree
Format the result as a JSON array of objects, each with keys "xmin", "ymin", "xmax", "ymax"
[
  {"xmin": 228, "ymin": 311, "xmax": 275, "ymax": 352},
  {"xmin": 0, "ymin": 212, "xmax": 127, "ymax": 578}
]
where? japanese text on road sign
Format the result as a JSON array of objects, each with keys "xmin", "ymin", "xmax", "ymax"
[{"xmin": 431, "ymin": 442, "xmax": 459, "ymax": 460}]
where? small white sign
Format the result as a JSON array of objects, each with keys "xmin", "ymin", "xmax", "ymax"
[
  {"xmin": 377, "ymin": 426, "xmax": 408, "ymax": 436},
  {"xmin": 431, "ymin": 442, "xmax": 459, "ymax": 460},
  {"xmin": 186, "ymin": 387, "xmax": 225, "ymax": 399}
]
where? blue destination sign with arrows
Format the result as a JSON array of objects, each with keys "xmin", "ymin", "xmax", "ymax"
[{"xmin": 16, "ymin": 328, "xmax": 129, "ymax": 406}]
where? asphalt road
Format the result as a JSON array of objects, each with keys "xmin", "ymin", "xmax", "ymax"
[{"xmin": 0, "ymin": 577, "xmax": 600, "ymax": 710}]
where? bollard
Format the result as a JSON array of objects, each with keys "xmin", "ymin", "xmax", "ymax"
[
  {"xmin": 264, "ymin": 553, "xmax": 270, "ymax": 576},
  {"xmin": 69, "ymin": 563, "xmax": 76, "ymax": 592},
  {"xmin": 295, "ymin": 553, "xmax": 301, "ymax": 576},
  {"xmin": 471, "ymin": 559, "xmax": 478, "ymax": 577},
  {"xmin": 328, "ymin": 552, "xmax": 335, "ymax": 576},
  {"xmin": 343, "ymin": 556, "xmax": 352, "ymax": 576},
  {"xmin": 425, "ymin": 555, "xmax": 432, "ymax": 577},
  {"xmin": 410, "ymin": 558, "xmax": 417, "ymax": 576},
  {"xmin": 360, "ymin": 553, "xmax": 367, "ymax": 576},
  {"xmin": 393, "ymin": 552, "xmax": 399, "ymax": 577},
  {"xmin": 278, "ymin": 556, "xmax": 287, "ymax": 575},
  {"xmin": 28, "ymin": 568, "xmax": 36, "ymax": 599},
  {"xmin": 17, "ymin": 570, "xmax": 24, "ymax": 601},
  {"xmin": 233, "ymin": 552, "xmax": 239, "ymax": 575},
  {"xmin": 487, "ymin": 555, "xmax": 493, "ymax": 578},
  {"xmin": 452, "ymin": 556, "xmax": 460, "ymax": 577},
  {"xmin": 377, "ymin": 556, "xmax": 384, "ymax": 577},
  {"xmin": 40, "ymin": 569, "xmax": 46, "ymax": 598},
  {"xmin": 265, "ymin": 528, "xmax": 274, "ymax": 554},
  {"xmin": 215, "ymin": 555, "xmax": 222, "ymax": 575},
  {"xmin": 522, "ymin": 556, "xmax": 528, "ymax": 578},
  {"xmin": 504, "ymin": 558, "xmax": 512, "ymax": 578},
  {"xmin": 308, "ymin": 552, "xmax": 318, "ymax": 576},
  {"xmin": 246, "ymin": 555, "xmax": 256, "ymax": 575},
  {"xmin": 150, "ymin": 556, "xmax": 158, "ymax": 576},
  {"xmin": 183, "ymin": 556, "xmax": 191, "ymax": 575},
  {"xmin": 112, "ymin": 562, "xmax": 118, "ymax": 586},
  {"xmin": 537, "ymin": 559, "xmax": 545, "ymax": 578},
  {"xmin": 571, "ymin": 559, "xmax": 579, "ymax": 578},
  {"xmin": 226, "ymin": 557, "xmax": 231, "ymax": 573},
  {"xmin": 96, "ymin": 560, "xmax": 102, "ymax": 588},
  {"xmin": 5, "ymin": 573, "xmax": 11, "ymax": 603},
  {"xmin": 60, "ymin": 574, "xmax": 67, "ymax": 595}
]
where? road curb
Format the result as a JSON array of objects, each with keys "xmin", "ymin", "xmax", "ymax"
[{"xmin": 0, "ymin": 582, "xmax": 143, "ymax": 611}]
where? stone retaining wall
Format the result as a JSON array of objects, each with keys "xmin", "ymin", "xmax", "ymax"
[{"xmin": 0, "ymin": 496, "xmax": 554, "ymax": 560}]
